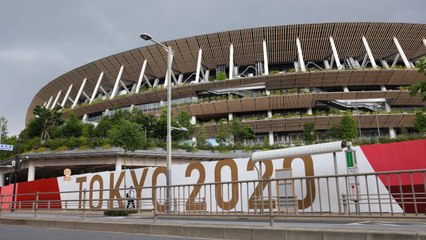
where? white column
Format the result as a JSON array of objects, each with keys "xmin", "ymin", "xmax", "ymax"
[
  {"xmin": 90, "ymin": 72, "xmax": 104, "ymax": 103},
  {"xmin": 393, "ymin": 37, "xmax": 411, "ymax": 68},
  {"xmin": 307, "ymin": 108, "xmax": 313, "ymax": 115},
  {"xmin": 71, "ymin": 78, "xmax": 87, "ymax": 109},
  {"xmin": 27, "ymin": 161, "xmax": 35, "ymax": 182},
  {"xmin": 0, "ymin": 172, "xmax": 4, "ymax": 187},
  {"xmin": 362, "ymin": 36, "xmax": 377, "ymax": 69},
  {"xmin": 263, "ymin": 40, "xmax": 269, "ymax": 75},
  {"xmin": 229, "ymin": 44, "xmax": 234, "ymax": 79},
  {"xmin": 324, "ymin": 60, "xmax": 331, "ymax": 70},
  {"xmin": 191, "ymin": 116, "xmax": 196, "ymax": 125},
  {"xmin": 343, "ymin": 86, "xmax": 349, "ymax": 92},
  {"xmin": 110, "ymin": 65, "xmax": 124, "ymax": 99},
  {"xmin": 330, "ymin": 36, "xmax": 343, "ymax": 70},
  {"xmin": 135, "ymin": 60, "xmax": 147, "ymax": 93},
  {"xmin": 381, "ymin": 86, "xmax": 387, "ymax": 91},
  {"xmin": 61, "ymin": 84, "xmax": 73, "ymax": 107},
  {"xmin": 204, "ymin": 70, "xmax": 210, "ymax": 82},
  {"xmin": 50, "ymin": 90, "xmax": 62, "ymax": 110},
  {"xmin": 268, "ymin": 131, "xmax": 274, "ymax": 146},
  {"xmin": 195, "ymin": 49, "xmax": 203, "ymax": 83},
  {"xmin": 391, "ymin": 53, "xmax": 400, "ymax": 69},
  {"xmin": 267, "ymin": 110, "xmax": 272, "ymax": 119},
  {"xmin": 178, "ymin": 74, "xmax": 183, "ymax": 84},
  {"xmin": 45, "ymin": 96, "xmax": 53, "ymax": 109},
  {"xmin": 296, "ymin": 38, "xmax": 306, "ymax": 72},
  {"xmin": 228, "ymin": 113, "xmax": 233, "ymax": 121},
  {"xmin": 385, "ymin": 101, "xmax": 391, "ymax": 113},
  {"xmin": 423, "ymin": 38, "xmax": 426, "ymax": 47},
  {"xmin": 389, "ymin": 128, "xmax": 396, "ymax": 139},
  {"xmin": 381, "ymin": 60, "xmax": 390, "ymax": 69},
  {"xmin": 115, "ymin": 158, "xmax": 123, "ymax": 171}
]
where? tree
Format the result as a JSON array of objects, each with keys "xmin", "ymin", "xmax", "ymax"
[
  {"xmin": 95, "ymin": 116, "xmax": 114, "ymax": 137},
  {"xmin": 240, "ymin": 125, "xmax": 255, "ymax": 145},
  {"xmin": 303, "ymin": 122, "xmax": 316, "ymax": 144},
  {"xmin": 0, "ymin": 117, "xmax": 7, "ymax": 141},
  {"xmin": 413, "ymin": 111, "xmax": 426, "ymax": 133},
  {"xmin": 108, "ymin": 119, "xmax": 147, "ymax": 152},
  {"xmin": 197, "ymin": 124, "xmax": 208, "ymax": 149},
  {"xmin": 409, "ymin": 57, "xmax": 426, "ymax": 101},
  {"xmin": 339, "ymin": 115, "xmax": 358, "ymax": 141},
  {"xmin": 59, "ymin": 113, "xmax": 83, "ymax": 138},
  {"xmin": 216, "ymin": 120, "xmax": 230, "ymax": 147},
  {"xmin": 31, "ymin": 106, "xmax": 62, "ymax": 143},
  {"xmin": 174, "ymin": 111, "xmax": 194, "ymax": 141}
]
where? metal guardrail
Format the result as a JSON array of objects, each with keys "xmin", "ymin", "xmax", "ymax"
[{"xmin": 1, "ymin": 169, "xmax": 425, "ymax": 226}]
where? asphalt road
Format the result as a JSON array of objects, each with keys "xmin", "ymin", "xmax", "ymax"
[{"xmin": 0, "ymin": 224, "xmax": 199, "ymax": 240}]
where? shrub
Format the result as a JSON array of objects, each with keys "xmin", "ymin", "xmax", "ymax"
[{"xmin": 103, "ymin": 209, "xmax": 138, "ymax": 216}]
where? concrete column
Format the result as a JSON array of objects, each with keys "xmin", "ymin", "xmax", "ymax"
[
  {"xmin": 229, "ymin": 44, "xmax": 234, "ymax": 79},
  {"xmin": 204, "ymin": 70, "xmax": 210, "ymax": 82},
  {"xmin": 71, "ymin": 78, "xmax": 87, "ymax": 109},
  {"xmin": 27, "ymin": 161, "xmax": 35, "ymax": 182},
  {"xmin": 192, "ymin": 136, "xmax": 197, "ymax": 146},
  {"xmin": 362, "ymin": 36, "xmax": 378, "ymax": 69},
  {"xmin": 45, "ymin": 96, "xmax": 53, "ymax": 109},
  {"xmin": 263, "ymin": 40, "xmax": 269, "ymax": 75},
  {"xmin": 90, "ymin": 72, "xmax": 104, "ymax": 102},
  {"xmin": 389, "ymin": 127, "xmax": 396, "ymax": 139},
  {"xmin": 423, "ymin": 38, "xmax": 426, "ymax": 47},
  {"xmin": 330, "ymin": 36, "xmax": 343, "ymax": 70},
  {"xmin": 266, "ymin": 90, "xmax": 271, "ymax": 96},
  {"xmin": 267, "ymin": 110, "xmax": 272, "ymax": 119},
  {"xmin": 191, "ymin": 116, "xmax": 196, "ymax": 125},
  {"xmin": 50, "ymin": 90, "xmax": 62, "ymax": 110},
  {"xmin": 0, "ymin": 172, "xmax": 4, "ymax": 187},
  {"xmin": 381, "ymin": 86, "xmax": 387, "ymax": 91},
  {"xmin": 228, "ymin": 113, "xmax": 233, "ymax": 121},
  {"xmin": 393, "ymin": 37, "xmax": 411, "ymax": 68},
  {"xmin": 195, "ymin": 49, "xmax": 203, "ymax": 83},
  {"xmin": 296, "ymin": 38, "xmax": 306, "ymax": 72},
  {"xmin": 115, "ymin": 158, "xmax": 123, "ymax": 171},
  {"xmin": 269, "ymin": 131, "xmax": 274, "ymax": 146},
  {"xmin": 307, "ymin": 108, "xmax": 313, "ymax": 115},
  {"xmin": 135, "ymin": 60, "xmax": 147, "ymax": 93},
  {"xmin": 110, "ymin": 65, "xmax": 125, "ymax": 99},
  {"xmin": 343, "ymin": 86, "xmax": 349, "ymax": 92},
  {"xmin": 385, "ymin": 101, "xmax": 391, "ymax": 113}
]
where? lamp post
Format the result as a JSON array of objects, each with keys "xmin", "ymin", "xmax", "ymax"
[
  {"xmin": 11, "ymin": 139, "xmax": 21, "ymax": 211},
  {"xmin": 140, "ymin": 33, "xmax": 175, "ymax": 212}
]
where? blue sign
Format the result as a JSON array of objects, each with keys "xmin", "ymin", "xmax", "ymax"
[{"xmin": 0, "ymin": 144, "xmax": 13, "ymax": 151}]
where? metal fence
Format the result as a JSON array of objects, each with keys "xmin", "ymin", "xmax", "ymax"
[{"xmin": 1, "ymin": 169, "xmax": 425, "ymax": 225}]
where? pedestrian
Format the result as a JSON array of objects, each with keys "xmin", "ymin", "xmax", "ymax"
[{"xmin": 126, "ymin": 186, "xmax": 136, "ymax": 209}]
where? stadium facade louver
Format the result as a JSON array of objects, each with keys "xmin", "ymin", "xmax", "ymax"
[{"xmin": 28, "ymin": 22, "xmax": 426, "ymax": 145}]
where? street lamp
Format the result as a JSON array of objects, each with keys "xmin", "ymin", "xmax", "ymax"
[{"xmin": 140, "ymin": 33, "xmax": 175, "ymax": 212}]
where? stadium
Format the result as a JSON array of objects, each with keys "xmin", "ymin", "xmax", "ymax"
[
  {"xmin": 0, "ymin": 22, "xmax": 425, "ymax": 217},
  {"xmin": 28, "ymin": 22, "xmax": 426, "ymax": 146}
]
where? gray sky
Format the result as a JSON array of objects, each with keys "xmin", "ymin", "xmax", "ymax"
[{"xmin": 1, "ymin": 0, "xmax": 425, "ymax": 136}]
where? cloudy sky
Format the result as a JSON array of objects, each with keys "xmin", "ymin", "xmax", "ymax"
[{"xmin": 0, "ymin": 0, "xmax": 425, "ymax": 136}]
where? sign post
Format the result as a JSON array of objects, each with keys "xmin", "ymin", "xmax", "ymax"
[
  {"xmin": 345, "ymin": 148, "xmax": 361, "ymax": 213},
  {"xmin": 0, "ymin": 144, "xmax": 13, "ymax": 152}
]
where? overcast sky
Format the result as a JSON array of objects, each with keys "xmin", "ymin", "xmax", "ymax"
[{"xmin": 0, "ymin": 0, "xmax": 425, "ymax": 137}]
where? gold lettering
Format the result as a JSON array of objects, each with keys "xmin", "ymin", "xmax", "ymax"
[
  {"xmin": 247, "ymin": 160, "xmax": 275, "ymax": 209},
  {"xmin": 89, "ymin": 175, "xmax": 103, "ymax": 209},
  {"xmin": 151, "ymin": 166, "xmax": 167, "ymax": 212},
  {"xmin": 214, "ymin": 159, "xmax": 239, "ymax": 210},
  {"xmin": 185, "ymin": 163, "xmax": 206, "ymax": 211},
  {"xmin": 76, "ymin": 176, "xmax": 87, "ymax": 208},
  {"xmin": 131, "ymin": 169, "xmax": 148, "ymax": 208},
  {"xmin": 109, "ymin": 172, "xmax": 125, "ymax": 208},
  {"xmin": 283, "ymin": 155, "xmax": 315, "ymax": 209}
]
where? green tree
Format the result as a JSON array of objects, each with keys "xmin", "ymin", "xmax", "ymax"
[
  {"xmin": 108, "ymin": 119, "xmax": 147, "ymax": 152},
  {"xmin": 0, "ymin": 117, "xmax": 7, "ymax": 141},
  {"xmin": 216, "ymin": 120, "xmax": 230, "ymax": 147},
  {"xmin": 339, "ymin": 115, "xmax": 358, "ymax": 141},
  {"xmin": 240, "ymin": 125, "xmax": 255, "ymax": 144},
  {"xmin": 413, "ymin": 111, "xmax": 426, "ymax": 133},
  {"xmin": 95, "ymin": 116, "xmax": 114, "ymax": 137},
  {"xmin": 303, "ymin": 122, "xmax": 317, "ymax": 144},
  {"xmin": 197, "ymin": 124, "xmax": 208, "ymax": 149},
  {"xmin": 174, "ymin": 111, "xmax": 194, "ymax": 141},
  {"xmin": 31, "ymin": 106, "xmax": 62, "ymax": 143},
  {"xmin": 59, "ymin": 113, "xmax": 83, "ymax": 138},
  {"xmin": 409, "ymin": 57, "xmax": 426, "ymax": 101}
]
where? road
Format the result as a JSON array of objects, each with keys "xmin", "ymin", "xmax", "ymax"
[{"xmin": 0, "ymin": 224, "xmax": 201, "ymax": 240}]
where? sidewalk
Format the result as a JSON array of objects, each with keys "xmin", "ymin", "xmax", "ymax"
[{"xmin": 0, "ymin": 211, "xmax": 425, "ymax": 240}]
